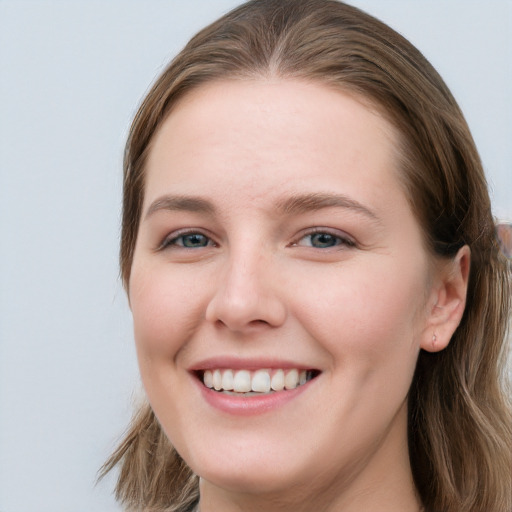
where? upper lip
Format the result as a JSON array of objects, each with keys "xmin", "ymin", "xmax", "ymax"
[{"xmin": 188, "ymin": 356, "xmax": 319, "ymax": 372}]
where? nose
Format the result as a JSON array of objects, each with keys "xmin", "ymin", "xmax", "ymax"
[{"xmin": 205, "ymin": 251, "xmax": 287, "ymax": 332}]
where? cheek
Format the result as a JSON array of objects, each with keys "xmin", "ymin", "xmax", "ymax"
[
  {"xmin": 289, "ymin": 256, "xmax": 428, "ymax": 362},
  {"xmin": 129, "ymin": 262, "xmax": 209, "ymax": 359}
]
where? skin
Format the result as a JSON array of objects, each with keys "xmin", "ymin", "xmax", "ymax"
[{"xmin": 129, "ymin": 79, "xmax": 469, "ymax": 512}]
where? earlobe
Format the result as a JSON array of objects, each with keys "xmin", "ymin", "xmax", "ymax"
[{"xmin": 420, "ymin": 245, "xmax": 471, "ymax": 353}]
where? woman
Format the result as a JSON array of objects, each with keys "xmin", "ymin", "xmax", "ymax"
[{"xmin": 102, "ymin": 1, "xmax": 512, "ymax": 511}]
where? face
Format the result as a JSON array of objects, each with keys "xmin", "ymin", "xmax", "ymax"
[{"xmin": 129, "ymin": 80, "xmax": 438, "ymax": 501}]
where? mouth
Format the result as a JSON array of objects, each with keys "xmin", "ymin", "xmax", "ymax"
[{"xmin": 196, "ymin": 368, "xmax": 321, "ymax": 396}]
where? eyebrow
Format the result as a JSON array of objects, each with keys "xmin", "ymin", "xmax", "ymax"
[
  {"xmin": 144, "ymin": 195, "xmax": 216, "ymax": 219},
  {"xmin": 275, "ymin": 192, "xmax": 380, "ymax": 222},
  {"xmin": 144, "ymin": 192, "xmax": 380, "ymax": 222}
]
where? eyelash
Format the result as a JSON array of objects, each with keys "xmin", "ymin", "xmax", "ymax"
[
  {"xmin": 158, "ymin": 230, "xmax": 216, "ymax": 251},
  {"xmin": 293, "ymin": 229, "xmax": 356, "ymax": 249},
  {"xmin": 158, "ymin": 228, "xmax": 355, "ymax": 251}
]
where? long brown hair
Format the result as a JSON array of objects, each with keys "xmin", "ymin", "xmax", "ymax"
[{"xmin": 102, "ymin": 1, "xmax": 512, "ymax": 511}]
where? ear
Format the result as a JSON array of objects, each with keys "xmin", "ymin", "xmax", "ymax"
[{"xmin": 420, "ymin": 245, "xmax": 471, "ymax": 353}]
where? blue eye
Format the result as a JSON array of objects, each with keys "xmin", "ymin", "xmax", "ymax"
[
  {"xmin": 308, "ymin": 233, "xmax": 340, "ymax": 248},
  {"xmin": 180, "ymin": 233, "xmax": 210, "ymax": 247},
  {"xmin": 162, "ymin": 232, "xmax": 212, "ymax": 249},
  {"xmin": 298, "ymin": 231, "xmax": 354, "ymax": 249}
]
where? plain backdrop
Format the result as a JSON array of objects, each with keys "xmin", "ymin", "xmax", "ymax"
[{"xmin": 0, "ymin": 1, "xmax": 510, "ymax": 511}]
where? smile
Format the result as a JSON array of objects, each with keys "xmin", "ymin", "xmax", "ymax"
[{"xmin": 201, "ymin": 368, "xmax": 318, "ymax": 395}]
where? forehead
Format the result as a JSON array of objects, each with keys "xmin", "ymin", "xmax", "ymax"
[{"xmin": 144, "ymin": 79, "xmax": 402, "ymax": 211}]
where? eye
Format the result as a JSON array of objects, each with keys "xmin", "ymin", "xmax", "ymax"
[
  {"xmin": 160, "ymin": 231, "xmax": 213, "ymax": 250},
  {"xmin": 296, "ymin": 230, "xmax": 355, "ymax": 249}
]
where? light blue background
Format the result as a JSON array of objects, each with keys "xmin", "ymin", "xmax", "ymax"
[{"xmin": 1, "ymin": 1, "xmax": 510, "ymax": 511}]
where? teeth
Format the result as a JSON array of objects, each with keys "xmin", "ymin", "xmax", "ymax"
[
  {"xmin": 251, "ymin": 370, "xmax": 271, "ymax": 393},
  {"xmin": 202, "ymin": 368, "xmax": 314, "ymax": 394},
  {"xmin": 271, "ymin": 369, "xmax": 284, "ymax": 391},
  {"xmin": 284, "ymin": 369, "xmax": 299, "ymax": 390},
  {"xmin": 213, "ymin": 369, "xmax": 222, "ymax": 390},
  {"xmin": 233, "ymin": 370, "xmax": 251, "ymax": 392},
  {"xmin": 204, "ymin": 370, "xmax": 213, "ymax": 388},
  {"xmin": 221, "ymin": 369, "xmax": 234, "ymax": 391}
]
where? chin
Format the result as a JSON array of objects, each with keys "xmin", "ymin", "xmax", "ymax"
[
  {"xmin": 186, "ymin": 442, "xmax": 307, "ymax": 495},
  {"xmin": 200, "ymin": 465, "xmax": 301, "ymax": 496}
]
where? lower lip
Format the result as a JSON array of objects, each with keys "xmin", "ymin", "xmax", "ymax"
[{"xmin": 194, "ymin": 376, "xmax": 314, "ymax": 416}]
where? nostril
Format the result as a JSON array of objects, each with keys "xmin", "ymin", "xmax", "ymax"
[{"xmin": 204, "ymin": 276, "xmax": 287, "ymax": 331}]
